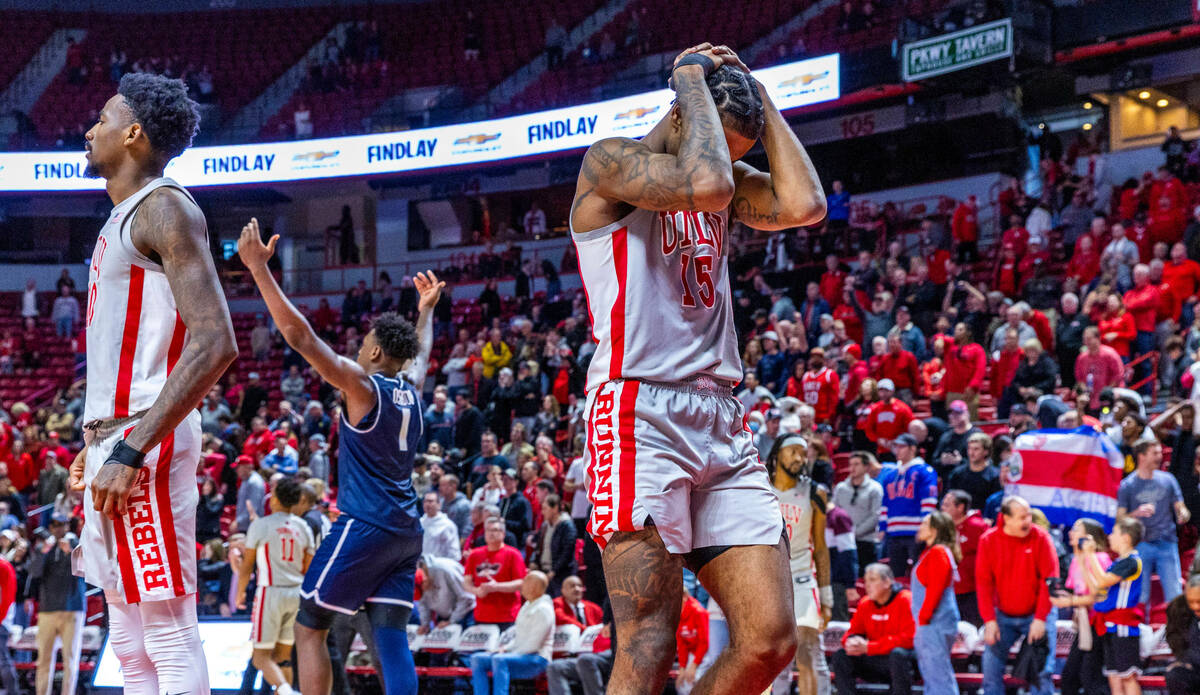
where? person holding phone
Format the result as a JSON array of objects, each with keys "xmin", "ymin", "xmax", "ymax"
[{"xmin": 1052, "ymin": 519, "xmax": 1112, "ymax": 695}]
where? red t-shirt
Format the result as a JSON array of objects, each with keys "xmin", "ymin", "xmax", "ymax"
[
  {"xmin": 1067, "ymin": 249, "xmax": 1100, "ymax": 286},
  {"xmin": 464, "ymin": 544, "xmax": 527, "ymax": 623},
  {"xmin": 865, "ymin": 399, "xmax": 914, "ymax": 452},
  {"xmin": 1098, "ymin": 311, "xmax": 1136, "ymax": 357},
  {"xmin": 833, "ymin": 304, "xmax": 862, "ymax": 344},
  {"xmin": 999, "ymin": 227, "xmax": 1029, "ymax": 257},
  {"xmin": 878, "ymin": 350, "xmax": 919, "ymax": 393},
  {"xmin": 914, "ymin": 544, "xmax": 955, "ymax": 625},
  {"xmin": 989, "ymin": 349, "xmax": 1021, "ymax": 399}
]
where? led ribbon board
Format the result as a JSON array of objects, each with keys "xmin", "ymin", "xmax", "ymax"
[{"xmin": 1, "ymin": 53, "xmax": 838, "ymax": 192}]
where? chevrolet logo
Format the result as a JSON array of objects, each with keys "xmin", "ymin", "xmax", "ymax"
[
  {"xmin": 454, "ymin": 133, "xmax": 500, "ymax": 145},
  {"xmin": 779, "ymin": 71, "xmax": 828, "ymax": 88},
  {"xmin": 615, "ymin": 106, "xmax": 659, "ymax": 120},
  {"xmin": 292, "ymin": 150, "xmax": 339, "ymax": 162}
]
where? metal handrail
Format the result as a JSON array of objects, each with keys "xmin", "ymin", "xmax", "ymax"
[{"xmin": 1125, "ymin": 350, "xmax": 1160, "ymax": 407}]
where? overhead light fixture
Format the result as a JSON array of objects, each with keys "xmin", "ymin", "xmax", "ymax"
[
  {"xmin": 1083, "ymin": 101, "xmax": 1093, "ymax": 109},
  {"xmin": 1038, "ymin": 123, "xmax": 1045, "ymax": 129},
  {"xmin": 1157, "ymin": 98, "xmax": 1169, "ymax": 107},
  {"xmin": 1082, "ymin": 123, "xmax": 1093, "ymax": 131},
  {"xmin": 1138, "ymin": 90, "xmax": 1151, "ymax": 100}
]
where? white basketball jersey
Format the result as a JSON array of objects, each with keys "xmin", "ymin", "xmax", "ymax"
[
  {"xmin": 84, "ymin": 178, "xmax": 196, "ymax": 424},
  {"xmin": 573, "ymin": 207, "xmax": 741, "ymax": 392},
  {"xmin": 245, "ymin": 511, "xmax": 313, "ymax": 588},
  {"xmin": 775, "ymin": 478, "xmax": 816, "ymax": 577}
]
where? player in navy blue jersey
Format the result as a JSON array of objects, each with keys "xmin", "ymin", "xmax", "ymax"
[{"xmin": 238, "ymin": 217, "xmax": 442, "ymax": 695}]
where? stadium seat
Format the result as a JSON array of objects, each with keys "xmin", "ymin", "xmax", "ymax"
[
  {"xmin": 417, "ymin": 623, "xmax": 461, "ymax": 652},
  {"xmin": 552, "ymin": 623, "xmax": 581, "ymax": 656},
  {"xmin": 456, "ymin": 623, "xmax": 500, "ymax": 653}
]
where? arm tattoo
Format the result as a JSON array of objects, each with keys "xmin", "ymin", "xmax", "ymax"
[
  {"xmin": 125, "ymin": 189, "xmax": 237, "ymax": 453},
  {"xmin": 573, "ymin": 69, "xmax": 732, "ymax": 219},
  {"xmin": 732, "ymin": 190, "xmax": 783, "ymax": 227}
]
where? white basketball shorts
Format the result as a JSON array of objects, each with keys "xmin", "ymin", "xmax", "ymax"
[
  {"xmin": 583, "ymin": 377, "xmax": 783, "ymax": 554},
  {"xmin": 78, "ymin": 410, "xmax": 200, "ymax": 603},
  {"xmin": 252, "ymin": 585, "xmax": 300, "ymax": 649}
]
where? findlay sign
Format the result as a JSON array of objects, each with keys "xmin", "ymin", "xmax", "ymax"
[
  {"xmin": 1, "ymin": 52, "xmax": 839, "ymax": 193},
  {"xmin": 901, "ymin": 18, "xmax": 1013, "ymax": 82}
]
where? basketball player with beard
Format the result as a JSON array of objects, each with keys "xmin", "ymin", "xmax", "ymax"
[
  {"xmin": 67, "ymin": 73, "xmax": 238, "ymax": 694},
  {"xmin": 767, "ymin": 434, "xmax": 833, "ymax": 695},
  {"xmin": 571, "ymin": 43, "xmax": 826, "ymax": 695}
]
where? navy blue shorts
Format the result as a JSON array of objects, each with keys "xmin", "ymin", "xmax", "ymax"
[{"xmin": 300, "ymin": 516, "xmax": 422, "ymax": 615}]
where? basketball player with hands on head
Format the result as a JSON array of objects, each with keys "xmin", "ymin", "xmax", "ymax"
[
  {"xmin": 68, "ymin": 73, "xmax": 238, "ymax": 695},
  {"xmin": 238, "ymin": 217, "xmax": 443, "ymax": 695},
  {"xmin": 571, "ymin": 42, "xmax": 826, "ymax": 695}
]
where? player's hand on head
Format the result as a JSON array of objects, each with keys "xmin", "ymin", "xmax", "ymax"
[
  {"xmin": 90, "ymin": 461, "xmax": 139, "ymax": 519},
  {"xmin": 414, "ymin": 270, "xmax": 446, "ymax": 312},
  {"xmin": 237, "ymin": 217, "xmax": 278, "ymax": 270},
  {"xmin": 710, "ymin": 45, "xmax": 750, "ymax": 74}
]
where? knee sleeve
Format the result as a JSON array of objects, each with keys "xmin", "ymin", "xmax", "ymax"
[
  {"xmin": 366, "ymin": 600, "xmax": 413, "ymax": 630},
  {"xmin": 297, "ymin": 596, "xmax": 339, "ymax": 631},
  {"xmin": 141, "ymin": 596, "xmax": 211, "ymax": 695}
]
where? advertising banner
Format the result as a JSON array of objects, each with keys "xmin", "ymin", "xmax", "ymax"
[
  {"xmin": 901, "ymin": 18, "xmax": 1012, "ymax": 82},
  {"xmin": 1, "ymin": 53, "xmax": 839, "ymax": 193}
]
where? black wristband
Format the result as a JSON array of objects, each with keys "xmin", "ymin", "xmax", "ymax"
[
  {"xmin": 105, "ymin": 439, "xmax": 146, "ymax": 470},
  {"xmin": 669, "ymin": 53, "xmax": 717, "ymax": 89}
]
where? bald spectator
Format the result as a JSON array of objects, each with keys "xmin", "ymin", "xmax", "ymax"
[
  {"xmin": 830, "ymin": 563, "xmax": 915, "ymax": 695},
  {"xmin": 439, "ymin": 474, "xmax": 472, "ymax": 538},
  {"xmin": 977, "ymin": 496, "xmax": 1059, "ymax": 695},
  {"xmin": 469, "ymin": 571, "xmax": 554, "ymax": 695}
]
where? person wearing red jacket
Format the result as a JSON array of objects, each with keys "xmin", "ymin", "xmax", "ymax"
[
  {"xmin": 989, "ymin": 329, "xmax": 1022, "ymax": 402},
  {"xmin": 943, "ymin": 323, "xmax": 986, "ymax": 420},
  {"xmin": 993, "ymin": 244, "xmax": 1020, "ymax": 296},
  {"xmin": 830, "ymin": 563, "xmax": 915, "ymax": 695},
  {"xmin": 864, "ymin": 380, "xmax": 914, "ymax": 457},
  {"xmin": 1148, "ymin": 194, "xmax": 1186, "ymax": 245},
  {"xmin": 1024, "ymin": 306, "xmax": 1055, "ymax": 354},
  {"xmin": 951, "ymin": 195, "xmax": 979, "ymax": 262},
  {"xmin": 1124, "ymin": 264, "xmax": 1162, "ymax": 390},
  {"xmin": 878, "ymin": 333, "xmax": 919, "ymax": 401},
  {"xmin": 1150, "ymin": 258, "xmax": 1178, "ymax": 326},
  {"xmin": 0, "ymin": 554, "xmax": 15, "ymax": 691},
  {"xmin": 674, "ymin": 594, "xmax": 709, "ymax": 695},
  {"xmin": 1066, "ymin": 235, "xmax": 1101, "ymax": 287},
  {"xmin": 1098, "ymin": 294, "xmax": 1137, "ymax": 359},
  {"xmin": 841, "ymin": 344, "xmax": 870, "ymax": 407},
  {"xmin": 941, "ymin": 491, "xmax": 989, "ymax": 627},
  {"xmin": 1165, "ymin": 241, "xmax": 1200, "ymax": 304},
  {"xmin": 801, "ymin": 348, "xmax": 840, "ymax": 424},
  {"xmin": 821, "ymin": 255, "xmax": 847, "ymax": 308},
  {"xmin": 976, "ymin": 497, "xmax": 1060, "ymax": 695},
  {"xmin": 553, "ymin": 576, "xmax": 603, "ymax": 629}
]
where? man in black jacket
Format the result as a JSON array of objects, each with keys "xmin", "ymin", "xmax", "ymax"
[
  {"xmin": 531, "ymin": 494, "xmax": 577, "ymax": 597},
  {"xmin": 1055, "ymin": 293, "xmax": 1089, "ymax": 388},
  {"xmin": 999, "ymin": 339, "xmax": 1058, "ymax": 419},
  {"xmin": 499, "ymin": 468, "xmax": 533, "ymax": 544},
  {"xmin": 1165, "ymin": 573, "xmax": 1200, "ymax": 695},
  {"xmin": 454, "ymin": 391, "xmax": 486, "ymax": 457}
]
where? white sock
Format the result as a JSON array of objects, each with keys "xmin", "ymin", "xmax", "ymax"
[{"xmin": 277, "ymin": 684, "xmax": 297, "ymax": 695}]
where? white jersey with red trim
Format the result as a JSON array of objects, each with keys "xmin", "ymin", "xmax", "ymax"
[
  {"xmin": 573, "ymin": 206, "xmax": 741, "ymax": 392},
  {"xmin": 245, "ymin": 512, "xmax": 313, "ymax": 588},
  {"xmin": 84, "ymin": 177, "xmax": 194, "ymax": 424},
  {"xmin": 775, "ymin": 478, "xmax": 816, "ymax": 577}
]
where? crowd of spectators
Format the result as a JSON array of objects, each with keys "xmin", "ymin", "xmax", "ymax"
[{"xmin": 5, "ymin": 128, "xmax": 1200, "ymax": 691}]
